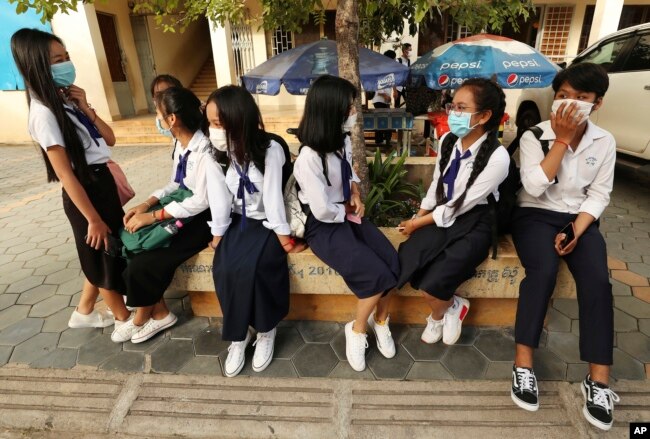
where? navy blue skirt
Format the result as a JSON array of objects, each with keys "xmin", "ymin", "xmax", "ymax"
[
  {"xmin": 305, "ymin": 215, "xmax": 399, "ymax": 299},
  {"xmin": 213, "ymin": 214, "xmax": 289, "ymax": 341}
]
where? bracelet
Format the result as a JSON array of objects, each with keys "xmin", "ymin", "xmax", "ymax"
[
  {"xmin": 159, "ymin": 208, "xmax": 165, "ymax": 221},
  {"xmin": 143, "ymin": 201, "xmax": 152, "ymax": 209},
  {"xmin": 554, "ymin": 139, "xmax": 570, "ymax": 148},
  {"xmin": 151, "ymin": 210, "xmax": 156, "ymax": 220}
]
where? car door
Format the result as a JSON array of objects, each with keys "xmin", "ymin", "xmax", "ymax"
[{"xmin": 594, "ymin": 31, "xmax": 650, "ymax": 157}]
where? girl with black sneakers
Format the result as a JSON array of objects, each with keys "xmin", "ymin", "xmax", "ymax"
[
  {"xmin": 293, "ymin": 75, "xmax": 400, "ymax": 373},
  {"xmin": 205, "ymin": 86, "xmax": 305, "ymax": 378},
  {"xmin": 11, "ymin": 28, "xmax": 131, "ymax": 336},
  {"xmin": 397, "ymin": 78, "xmax": 510, "ymax": 346}
]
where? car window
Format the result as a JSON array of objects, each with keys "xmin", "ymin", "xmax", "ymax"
[
  {"xmin": 574, "ymin": 36, "xmax": 628, "ymax": 71},
  {"xmin": 620, "ymin": 33, "xmax": 650, "ymax": 72}
]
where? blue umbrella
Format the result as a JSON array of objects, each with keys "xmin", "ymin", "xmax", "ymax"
[
  {"xmin": 410, "ymin": 34, "xmax": 561, "ymax": 90},
  {"xmin": 242, "ymin": 40, "xmax": 410, "ymax": 95}
]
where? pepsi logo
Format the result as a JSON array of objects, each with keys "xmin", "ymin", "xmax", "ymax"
[
  {"xmin": 438, "ymin": 75, "xmax": 450, "ymax": 87},
  {"xmin": 507, "ymin": 74, "xmax": 518, "ymax": 87}
]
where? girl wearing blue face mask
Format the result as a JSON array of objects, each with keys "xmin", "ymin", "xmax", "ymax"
[
  {"xmin": 397, "ymin": 78, "xmax": 510, "ymax": 346},
  {"xmin": 11, "ymin": 28, "xmax": 131, "ymax": 335}
]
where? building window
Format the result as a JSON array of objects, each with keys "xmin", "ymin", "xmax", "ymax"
[
  {"xmin": 578, "ymin": 5, "xmax": 595, "ymax": 53},
  {"xmin": 230, "ymin": 13, "xmax": 255, "ymax": 85},
  {"xmin": 446, "ymin": 19, "xmax": 472, "ymax": 42},
  {"xmin": 539, "ymin": 6, "xmax": 574, "ymax": 63},
  {"xmin": 271, "ymin": 27, "xmax": 294, "ymax": 56}
]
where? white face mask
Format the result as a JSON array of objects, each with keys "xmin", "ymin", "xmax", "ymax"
[
  {"xmin": 209, "ymin": 127, "xmax": 228, "ymax": 151},
  {"xmin": 551, "ymin": 99, "xmax": 594, "ymax": 124},
  {"xmin": 342, "ymin": 112, "xmax": 358, "ymax": 133}
]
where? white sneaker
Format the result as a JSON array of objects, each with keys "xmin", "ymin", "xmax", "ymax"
[
  {"xmin": 131, "ymin": 312, "xmax": 178, "ymax": 344},
  {"xmin": 345, "ymin": 321, "xmax": 368, "ymax": 372},
  {"xmin": 68, "ymin": 308, "xmax": 114, "ymax": 329},
  {"xmin": 367, "ymin": 313, "xmax": 395, "ymax": 358},
  {"xmin": 421, "ymin": 314, "xmax": 444, "ymax": 344},
  {"xmin": 252, "ymin": 328, "xmax": 276, "ymax": 372},
  {"xmin": 224, "ymin": 330, "xmax": 252, "ymax": 377},
  {"xmin": 442, "ymin": 296, "xmax": 470, "ymax": 345},
  {"xmin": 111, "ymin": 319, "xmax": 140, "ymax": 343}
]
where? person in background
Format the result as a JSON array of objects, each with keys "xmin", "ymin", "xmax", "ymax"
[
  {"xmin": 394, "ymin": 43, "xmax": 411, "ymax": 108},
  {"xmin": 371, "ymin": 49, "xmax": 396, "ymax": 146}
]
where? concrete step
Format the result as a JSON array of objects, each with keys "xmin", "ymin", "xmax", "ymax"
[{"xmin": 115, "ymin": 134, "xmax": 170, "ymax": 144}]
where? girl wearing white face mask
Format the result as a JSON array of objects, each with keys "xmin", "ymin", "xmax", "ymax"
[
  {"xmin": 204, "ymin": 86, "xmax": 304, "ymax": 378},
  {"xmin": 293, "ymin": 75, "xmax": 400, "ymax": 373}
]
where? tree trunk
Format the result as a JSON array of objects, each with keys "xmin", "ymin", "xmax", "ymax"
[{"xmin": 335, "ymin": 0, "xmax": 369, "ymax": 197}]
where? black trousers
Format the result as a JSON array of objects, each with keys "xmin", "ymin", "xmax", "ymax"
[
  {"xmin": 512, "ymin": 207, "xmax": 613, "ymax": 365},
  {"xmin": 373, "ymin": 102, "xmax": 392, "ymax": 144}
]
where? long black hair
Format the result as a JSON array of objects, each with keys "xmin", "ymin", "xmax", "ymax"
[
  {"xmin": 297, "ymin": 75, "xmax": 357, "ymax": 154},
  {"xmin": 204, "ymin": 85, "xmax": 269, "ymax": 173},
  {"xmin": 154, "ymin": 87, "xmax": 203, "ymax": 134},
  {"xmin": 11, "ymin": 28, "xmax": 92, "ymax": 184},
  {"xmin": 435, "ymin": 78, "xmax": 506, "ymax": 211}
]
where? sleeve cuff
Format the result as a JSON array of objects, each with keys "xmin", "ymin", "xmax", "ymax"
[
  {"xmin": 432, "ymin": 206, "xmax": 455, "ymax": 228},
  {"xmin": 523, "ymin": 165, "xmax": 554, "ymax": 196},
  {"xmin": 208, "ymin": 219, "xmax": 231, "ymax": 236},
  {"xmin": 420, "ymin": 199, "xmax": 435, "ymax": 211},
  {"xmin": 162, "ymin": 202, "xmax": 190, "ymax": 219},
  {"xmin": 579, "ymin": 200, "xmax": 606, "ymax": 220},
  {"xmin": 263, "ymin": 221, "xmax": 292, "ymax": 235},
  {"xmin": 150, "ymin": 189, "xmax": 165, "ymax": 200}
]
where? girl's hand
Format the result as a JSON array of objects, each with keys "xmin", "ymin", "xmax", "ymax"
[
  {"xmin": 398, "ymin": 218, "xmax": 417, "ymax": 236},
  {"xmin": 208, "ymin": 236, "xmax": 222, "ymax": 251},
  {"xmin": 288, "ymin": 241, "xmax": 308, "ymax": 253},
  {"xmin": 550, "ymin": 101, "xmax": 579, "ymax": 146},
  {"xmin": 125, "ymin": 212, "xmax": 156, "ymax": 233},
  {"xmin": 554, "ymin": 232, "xmax": 578, "ymax": 256},
  {"xmin": 67, "ymin": 85, "xmax": 89, "ymax": 111},
  {"xmin": 123, "ymin": 203, "xmax": 150, "ymax": 226},
  {"xmin": 347, "ymin": 192, "xmax": 365, "ymax": 218},
  {"xmin": 87, "ymin": 220, "xmax": 111, "ymax": 251}
]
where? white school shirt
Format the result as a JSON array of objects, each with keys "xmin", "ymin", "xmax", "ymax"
[
  {"xmin": 28, "ymin": 97, "xmax": 111, "ymax": 165},
  {"xmin": 420, "ymin": 132, "xmax": 510, "ymax": 228},
  {"xmin": 517, "ymin": 120, "xmax": 616, "ymax": 219},
  {"xmin": 294, "ymin": 136, "xmax": 361, "ymax": 223},
  {"xmin": 151, "ymin": 130, "xmax": 215, "ymax": 219},
  {"xmin": 208, "ymin": 140, "xmax": 291, "ymax": 236}
]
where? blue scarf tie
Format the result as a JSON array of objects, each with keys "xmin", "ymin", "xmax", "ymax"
[
  {"xmin": 441, "ymin": 148, "xmax": 472, "ymax": 200},
  {"xmin": 334, "ymin": 150, "xmax": 352, "ymax": 202},
  {"xmin": 65, "ymin": 107, "xmax": 101, "ymax": 146},
  {"xmin": 174, "ymin": 151, "xmax": 191, "ymax": 190},
  {"xmin": 233, "ymin": 161, "xmax": 259, "ymax": 229}
]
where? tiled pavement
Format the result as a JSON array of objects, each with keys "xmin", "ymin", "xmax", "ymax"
[{"xmin": 0, "ymin": 143, "xmax": 649, "ymax": 382}]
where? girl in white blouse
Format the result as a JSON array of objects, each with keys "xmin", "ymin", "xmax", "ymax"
[
  {"xmin": 11, "ymin": 28, "xmax": 131, "ymax": 334},
  {"xmin": 205, "ymin": 85, "xmax": 304, "ymax": 378},
  {"xmin": 397, "ymin": 79, "xmax": 509, "ymax": 347},
  {"xmin": 116, "ymin": 87, "xmax": 223, "ymax": 344},
  {"xmin": 293, "ymin": 75, "xmax": 400, "ymax": 373}
]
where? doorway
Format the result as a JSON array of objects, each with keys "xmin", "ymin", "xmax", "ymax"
[{"xmin": 131, "ymin": 15, "xmax": 157, "ymax": 113}]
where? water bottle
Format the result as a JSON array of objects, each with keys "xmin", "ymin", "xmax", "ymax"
[{"xmin": 163, "ymin": 220, "xmax": 184, "ymax": 235}]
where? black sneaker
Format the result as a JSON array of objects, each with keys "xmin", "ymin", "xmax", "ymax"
[
  {"xmin": 581, "ymin": 375, "xmax": 620, "ymax": 431},
  {"xmin": 511, "ymin": 365, "xmax": 539, "ymax": 411}
]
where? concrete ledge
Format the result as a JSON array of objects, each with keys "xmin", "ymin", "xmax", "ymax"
[{"xmin": 171, "ymin": 228, "xmax": 576, "ymax": 325}]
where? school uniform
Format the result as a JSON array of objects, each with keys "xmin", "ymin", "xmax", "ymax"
[
  {"xmin": 293, "ymin": 136, "xmax": 400, "ymax": 298},
  {"xmin": 123, "ymin": 130, "xmax": 218, "ymax": 307},
  {"xmin": 208, "ymin": 140, "xmax": 290, "ymax": 342},
  {"xmin": 513, "ymin": 120, "xmax": 616, "ymax": 365},
  {"xmin": 28, "ymin": 97, "xmax": 125, "ymax": 292},
  {"xmin": 397, "ymin": 132, "xmax": 510, "ymax": 300}
]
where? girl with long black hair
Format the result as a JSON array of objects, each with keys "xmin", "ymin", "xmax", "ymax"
[
  {"xmin": 293, "ymin": 75, "xmax": 400, "ymax": 373},
  {"xmin": 397, "ymin": 78, "xmax": 509, "ymax": 346},
  {"xmin": 205, "ymin": 85, "xmax": 304, "ymax": 378},
  {"xmin": 11, "ymin": 28, "xmax": 130, "ymax": 334},
  {"xmin": 116, "ymin": 87, "xmax": 223, "ymax": 344}
]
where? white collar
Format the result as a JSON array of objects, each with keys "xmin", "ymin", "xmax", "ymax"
[
  {"xmin": 454, "ymin": 132, "xmax": 489, "ymax": 157},
  {"xmin": 180, "ymin": 130, "xmax": 209, "ymax": 154}
]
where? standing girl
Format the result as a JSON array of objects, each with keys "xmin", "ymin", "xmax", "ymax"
[
  {"xmin": 205, "ymin": 85, "xmax": 303, "ymax": 378},
  {"xmin": 293, "ymin": 75, "xmax": 400, "ymax": 372},
  {"xmin": 11, "ymin": 28, "xmax": 130, "ymax": 334},
  {"xmin": 116, "ymin": 87, "xmax": 221, "ymax": 343},
  {"xmin": 397, "ymin": 78, "xmax": 509, "ymax": 345}
]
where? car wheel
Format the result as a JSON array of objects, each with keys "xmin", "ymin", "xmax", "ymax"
[{"xmin": 516, "ymin": 105, "xmax": 541, "ymax": 137}]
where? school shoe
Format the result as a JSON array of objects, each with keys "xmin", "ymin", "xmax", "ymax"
[
  {"xmin": 421, "ymin": 314, "xmax": 444, "ymax": 344},
  {"xmin": 224, "ymin": 330, "xmax": 252, "ymax": 377},
  {"xmin": 68, "ymin": 308, "xmax": 114, "ymax": 329},
  {"xmin": 581, "ymin": 375, "xmax": 620, "ymax": 431},
  {"xmin": 511, "ymin": 365, "xmax": 539, "ymax": 412},
  {"xmin": 111, "ymin": 319, "xmax": 140, "ymax": 343},
  {"xmin": 345, "ymin": 321, "xmax": 369, "ymax": 372},
  {"xmin": 252, "ymin": 328, "xmax": 276, "ymax": 372},
  {"xmin": 131, "ymin": 312, "xmax": 178, "ymax": 344},
  {"xmin": 442, "ymin": 296, "xmax": 470, "ymax": 345},
  {"xmin": 367, "ymin": 313, "xmax": 395, "ymax": 358}
]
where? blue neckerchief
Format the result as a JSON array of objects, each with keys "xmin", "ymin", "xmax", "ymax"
[
  {"xmin": 334, "ymin": 150, "xmax": 352, "ymax": 202},
  {"xmin": 64, "ymin": 107, "xmax": 101, "ymax": 146},
  {"xmin": 233, "ymin": 161, "xmax": 259, "ymax": 230},
  {"xmin": 174, "ymin": 151, "xmax": 191, "ymax": 190},
  {"xmin": 441, "ymin": 148, "xmax": 472, "ymax": 200}
]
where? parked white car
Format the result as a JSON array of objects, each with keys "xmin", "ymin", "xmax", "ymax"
[{"xmin": 514, "ymin": 23, "xmax": 650, "ymax": 160}]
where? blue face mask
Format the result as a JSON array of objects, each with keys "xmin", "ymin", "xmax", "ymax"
[
  {"xmin": 51, "ymin": 61, "xmax": 76, "ymax": 87},
  {"xmin": 156, "ymin": 117, "xmax": 173, "ymax": 137},
  {"xmin": 447, "ymin": 111, "xmax": 480, "ymax": 138}
]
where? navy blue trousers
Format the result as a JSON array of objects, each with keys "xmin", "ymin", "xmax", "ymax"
[{"xmin": 512, "ymin": 207, "xmax": 613, "ymax": 365}]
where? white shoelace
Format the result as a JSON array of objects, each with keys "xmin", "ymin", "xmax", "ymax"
[
  {"xmin": 516, "ymin": 368, "xmax": 537, "ymax": 392},
  {"xmin": 253, "ymin": 333, "xmax": 274, "ymax": 353},
  {"xmin": 228, "ymin": 340, "xmax": 247, "ymax": 353},
  {"xmin": 350, "ymin": 332, "xmax": 369, "ymax": 359},
  {"xmin": 592, "ymin": 386, "xmax": 620, "ymax": 413}
]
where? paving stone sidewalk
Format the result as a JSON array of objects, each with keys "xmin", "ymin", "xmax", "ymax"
[{"xmin": 0, "ymin": 144, "xmax": 648, "ymax": 383}]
